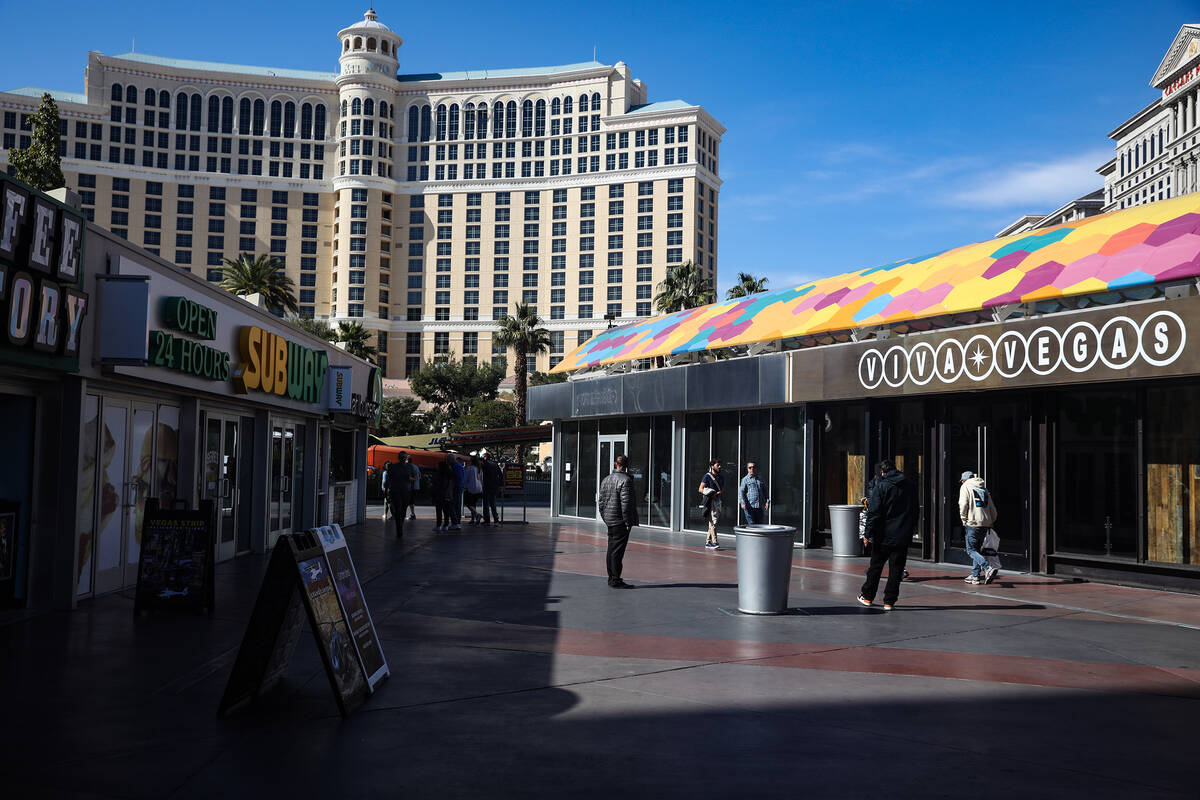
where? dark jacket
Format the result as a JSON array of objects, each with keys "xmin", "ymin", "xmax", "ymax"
[
  {"xmin": 863, "ymin": 468, "xmax": 919, "ymax": 546},
  {"xmin": 598, "ymin": 469, "xmax": 638, "ymax": 528},
  {"xmin": 482, "ymin": 459, "xmax": 502, "ymax": 492},
  {"xmin": 385, "ymin": 463, "xmax": 411, "ymax": 498}
]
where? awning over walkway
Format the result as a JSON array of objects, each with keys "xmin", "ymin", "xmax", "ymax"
[
  {"xmin": 552, "ymin": 194, "xmax": 1200, "ymax": 372},
  {"xmin": 443, "ymin": 425, "xmax": 553, "ymax": 449}
]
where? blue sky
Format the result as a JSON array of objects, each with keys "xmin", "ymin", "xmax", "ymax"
[{"xmin": 1, "ymin": 0, "xmax": 1195, "ymax": 293}]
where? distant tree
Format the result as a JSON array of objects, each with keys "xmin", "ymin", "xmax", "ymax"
[
  {"xmin": 529, "ymin": 371, "xmax": 568, "ymax": 386},
  {"xmin": 654, "ymin": 261, "xmax": 715, "ymax": 314},
  {"xmin": 493, "ymin": 302, "xmax": 551, "ymax": 425},
  {"xmin": 725, "ymin": 271, "xmax": 769, "ymax": 300},
  {"xmin": 409, "ymin": 354, "xmax": 507, "ymax": 426},
  {"xmin": 9, "ymin": 93, "xmax": 64, "ymax": 192},
  {"xmin": 289, "ymin": 317, "xmax": 337, "ymax": 341},
  {"xmin": 335, "ymin": 321, "xmax": 377, "ymax": 362},
  {"xmin": 453, "ymin": 398, "xmax": 517, "ymax": 432},
  {"xmin": 219, "ymin": 254, "xmax": 299, "ymax": 314},
  {"xmin": 377, "ymin": 397, "xmax": 425, "ymax": 436}
]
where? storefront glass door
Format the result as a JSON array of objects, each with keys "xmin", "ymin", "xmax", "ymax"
[
  {"xmin": 269, "ymin": 421, "xmax": 301, "ymax": 546},
  {"xmin": 83, "ymin": 397, "xmax": 182, "ymax": 597},
  {"xmin": 943, "ymin": 396, "xmax": 1031, "ymax": 570},
  {"xmin": 596, "ymin": 435, "xmax": 627, "ymax": 521},
  {"xmin": 203, "ymin": 414, "xmax": 241, "ymax": 563}
]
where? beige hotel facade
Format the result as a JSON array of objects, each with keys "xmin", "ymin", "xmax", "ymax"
[{"xmin": 0, "ymin": 9, "xmax": 725, "ymax": 381}]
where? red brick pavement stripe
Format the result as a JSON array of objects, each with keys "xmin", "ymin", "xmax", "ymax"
[{"xmin": 392, "ymin": 612, "xmax": 1200, "ymax": 697}]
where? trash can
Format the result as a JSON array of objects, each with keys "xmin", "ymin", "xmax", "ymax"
[
  {"xmin": 829, "ymin": 504, "xmax": 864, "ymax": 557},
  {"xmin": 734, "ymin": 524, "xmax": 797, "ymax": 614}
]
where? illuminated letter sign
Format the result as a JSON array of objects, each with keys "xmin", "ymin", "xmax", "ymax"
[
  {"xmin": 233, "ymin": 325, "xmax": 328, "ymax": 403},
  {"xmin": 0, "ymin": 175, "xmax": 88, "ymax": 366}
]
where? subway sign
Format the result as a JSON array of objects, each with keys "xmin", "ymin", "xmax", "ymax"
[
  {"xmin": 0, "ymin": 174, "xmax": 89, "ymax": 369},
  {"xmin": 233, "ymin": 325, "xmax": 329, "ymax": 404}
]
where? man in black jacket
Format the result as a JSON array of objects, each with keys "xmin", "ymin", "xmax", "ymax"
[
  {"xmin": 857, "ymin": 459, "xmax": 919, "ymax": 610},
  {"xmin": 597, "ymin": 453, "xmax": 639, "ymax": 588}
]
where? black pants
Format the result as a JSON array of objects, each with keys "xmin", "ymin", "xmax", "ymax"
[
  {"xmin": 390, "ymin": 491, "xmax": 410, "ymax": 538},
  {"xmin": 859, "ymin": 541, "xmax": 910, "ymax": 605},
  {"xmin": 606, "ymin": 524, "xmax": 631, "ymax": 583}
]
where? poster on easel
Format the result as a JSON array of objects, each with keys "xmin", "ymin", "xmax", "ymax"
[
  {"xmin": 314, "ymin": 524, "xmax": 389, "ymax": 691},
  {"xmin": 218, "ymin": 531, "xmax": 369, "ymax": 719},
  {"xmin": 134, "ymin": 499, "xmax": 215, "ymax": 615}
]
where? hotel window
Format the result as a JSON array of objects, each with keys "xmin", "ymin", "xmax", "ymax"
[
  {"xmin": 607, "ymin": 303, "xmax": 621, "ymax": 318},
  {"xmin": 579, "ymin": 304, "xmax": 593, "ymax": 319}
]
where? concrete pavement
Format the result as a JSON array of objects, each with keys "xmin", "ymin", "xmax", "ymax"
[{"xmin": 3, "ymin": 506, "xmax": 1199, "ymax": 798}]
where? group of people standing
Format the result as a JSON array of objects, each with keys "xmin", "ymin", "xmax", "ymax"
[
  {"xmin": 383, "ymin": 451, "xmax": 505, "ymax": 537},
  {"xmin": 599, "ymin": 452, "xmax": 1002, "ymax": 610}
]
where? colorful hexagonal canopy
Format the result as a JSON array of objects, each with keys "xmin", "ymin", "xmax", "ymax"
[{"xmin": 551, "ymin": 194, "xmax": 1200, "ymax": 373}]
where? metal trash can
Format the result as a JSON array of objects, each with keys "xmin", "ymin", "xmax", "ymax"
[
  {"xmin": 734, "ymin": 524, "xmax": 797, "ymax": 614},
  {"xmin": 829, "ymin": 504, "xmax": 864, "ymax": 557}
]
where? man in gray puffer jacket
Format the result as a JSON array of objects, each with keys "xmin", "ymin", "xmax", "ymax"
[{"xmin": 598, "ymin": 453, "xmax": 639, "ymax": 588}]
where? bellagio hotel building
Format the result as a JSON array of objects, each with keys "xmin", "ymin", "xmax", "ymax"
[{"xmin": 0, "ymin": 9, "xmax": 724, "ymax": 380}]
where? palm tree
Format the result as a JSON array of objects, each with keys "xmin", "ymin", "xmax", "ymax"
[
  {"xmin": 653, "ymin": 260, "xmax": 716, "ymax": 314},
  {"xmin": 289, "ymin": 317, "xmax": 337, "ymax": 342},
  {"xmin": 725, "ymin": 271, "xmax": 769, "ymax": 300},
  {"xmin": 336, "ymin": 321, "xmax": 378, "ymax": 362},
  {"xmin": 218, "ymin": 254, "xmax": 299, "ymax": 314},
  {"xmin": 493, "ymin": 301, "xmax": 551, "ymax": 424}
]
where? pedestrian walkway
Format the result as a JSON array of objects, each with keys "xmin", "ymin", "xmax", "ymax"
[{"xmin": 4, "ymin": 508, "xmax": 1199, "ymax": 799}]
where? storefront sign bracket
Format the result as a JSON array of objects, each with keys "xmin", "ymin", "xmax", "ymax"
[{"xmin": 95, "ymin": 274, "xmax": 150, "ymax": 366}]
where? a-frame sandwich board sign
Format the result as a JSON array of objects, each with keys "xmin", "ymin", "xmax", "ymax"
[
  {"xmin": 218, "ymin": 530, "xmax": 369, "ymax": 718},
  {"xmin": 313, "ymin": 524, "xmax": 389, "ymax": 691}
]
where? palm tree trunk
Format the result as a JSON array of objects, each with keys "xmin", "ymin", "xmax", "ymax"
[{"xmin": 514, "ymin": 346, "xmax": 528, "ymax": 424}]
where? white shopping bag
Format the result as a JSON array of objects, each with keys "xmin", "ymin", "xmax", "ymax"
[{"xmin": 981, "ymin": 528, "xmax": 1002, "ymax": 569}]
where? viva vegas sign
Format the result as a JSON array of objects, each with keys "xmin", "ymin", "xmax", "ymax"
[{"xmin": 857, "ymin": 310, "xmax": 1186, "ymax": 390}]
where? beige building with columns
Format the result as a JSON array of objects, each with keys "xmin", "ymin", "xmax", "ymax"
[
  {"xmin": 1100, "ymin": 24, "xmax": 1200, "ymax": 212},
  {"xmin": 0, "ymin": 8, "xmax": 724, "ymax": 383}
]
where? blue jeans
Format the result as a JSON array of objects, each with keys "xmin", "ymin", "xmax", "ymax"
[
  {"xmin": 744, "ymin": 506, "xmax": 765, "ymax": 525},
  {"xmin": 964, "ymin": 526, "xmax": 990, "ymax": 576}
]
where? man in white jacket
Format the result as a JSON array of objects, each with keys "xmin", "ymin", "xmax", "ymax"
[{"xmin": 958, "ymin": 471, "xmax": 998, "ymax": 584}]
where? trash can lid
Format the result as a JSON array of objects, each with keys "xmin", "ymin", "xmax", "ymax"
[
  {"xmin": 734, "ymin": 524, "xmax": 796, "ymax": 534},
  {"xmin": 828, "ymin": 504, "xmax": 863, "ymax": 509}
]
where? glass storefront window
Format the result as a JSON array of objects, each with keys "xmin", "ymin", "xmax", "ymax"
[
  {"xmin": 738, "ymin": 409, "xmax": 771, "ymax": 525},
  {"xmin": 1145, "ymin": 386, "xmax": 1200, "ymax": 565},
  {"xmin": 816, "ymin": 403, "xmax": 865, "ymax": 531},
  {"xmin": 712, "ymin": 414, "xmax": 738, "ymax": 531},
  {"xmin": 628, "ymin": 418, "xmax": 650, "ymax": 525},
  {"xmin": 558, "ymin": 422, "xmax": 579, "ymax": 517},
  {"xmin": 684, "ymin": 413, "xmax": 710, "ymax": 532},
  {"xmin": 771, "ymin": 407, "xmax": 805, "ymax": 532},
  {"xmin": 650, "ymin": 416, "xmax": 673, "ymax": 527},
  {"xmin": 577, "ymin": 421, "xmax": 598, "ymax": 518},
  {"xmin": 1055, "ymin": 390, "xmax": 1137, "ymax": 558}
]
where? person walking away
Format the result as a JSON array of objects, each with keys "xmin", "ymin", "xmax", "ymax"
[
  {"xmin": 386, "ymin": 455, "xmax": 413, "ymax": 539},
  {"xmin": 381, "ymin": 461, "xmax": 391, "ymax": 520},
  {"xmin": 480, "ymin": 450, "xmax": 502, "ymax": 525},
  {"xmin": 959, "ymin": 470, "xmax": 999, "ymax": 584},
  {"xmin": 738, "ymin": 461, "xmax": 769, "ymax": 525},
  {"xmin": 432, "ymin": 460, "xmax": 452, "ymax": 531},
  {"xmin": 598, "ymin": 453, "xmax": 639, "ymax": 588},
  {"xmin": 856, "ymin": 459, "xmax": 919, "ymax": 611},
  {"xmin": 698, "ymin": 458, "xmax": 724, "ymax": 550},
  {"xmin": 406, "ymin": 457, "xmax": 420, "ymax": 520},
  {"xmin": 448, "ymin": 454, "xmax": 466, "ymax": 530},
  {"xmin": 464, "ymin": 456, "xmax": 484, "ymax": 524}
]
